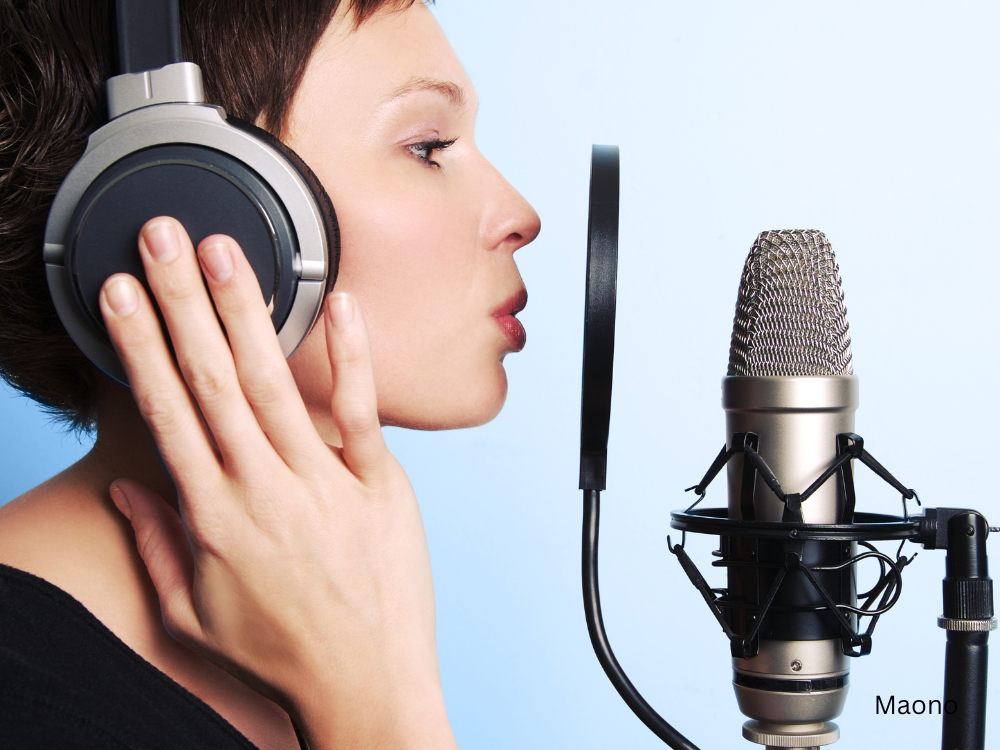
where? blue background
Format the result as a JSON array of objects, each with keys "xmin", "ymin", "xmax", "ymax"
[{"xmin": 3, "ymin": 1, "xmax": 998, "ymax": 747}]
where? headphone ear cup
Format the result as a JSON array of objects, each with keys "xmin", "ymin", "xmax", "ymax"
[
  {"xmin": 227, "ymin": 117, "xmax": 341, "ymax": 300},
  {"xmin": 46, "ymin": 103, "xmax": 338, "ymax": 383},
  {"xmin": 66, "ymin": 144, "xmax": 302, "ymax": 336}
]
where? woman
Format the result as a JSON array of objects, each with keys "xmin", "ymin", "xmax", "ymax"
[{"xmin": 0, "ymin": 1, "xmax": 540, "ymax": 748}]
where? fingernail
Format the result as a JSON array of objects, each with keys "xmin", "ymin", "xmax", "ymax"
[
  {"xmin": 110, "ymin": 484, "xmax": 132, "ymax": 520},
  {"xmin": 141, "ymin": 221, "xmax": 180, "ymax": 264},
  {"xmin": 200, "ymin": 242, "xmax": 234, "ymax": 282},
  {"xmin": 104, "ymin": 277, "xmax": 139, "ymax": 317},
  {"xmin": 327, "ymin": 292, "xmax": 354, "ymax": 327}
]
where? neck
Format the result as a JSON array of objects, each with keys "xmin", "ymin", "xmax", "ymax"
[{"xmin": 78, "ymin": 377, "xmax": 177, "ymax": 506}]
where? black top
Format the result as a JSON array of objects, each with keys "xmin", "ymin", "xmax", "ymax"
[{"xmin": 0, "ymin": 563, "xmax": 295, "ymax": 749}]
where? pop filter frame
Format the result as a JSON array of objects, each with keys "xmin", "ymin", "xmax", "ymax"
[{"xmin": 579, "ymin": 145, "xmax": 619, "ymax": 491}]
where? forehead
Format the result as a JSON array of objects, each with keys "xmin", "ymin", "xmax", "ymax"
[{"xmin": 308, "ymin": 3, "xmax": 475, "ymax": 111}]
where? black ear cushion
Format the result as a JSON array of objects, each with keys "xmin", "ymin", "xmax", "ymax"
[{"xmin": 227, "ymin": 117, "xmax": 341, "ymax": 299}]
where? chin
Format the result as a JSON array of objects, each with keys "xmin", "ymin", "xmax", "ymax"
[{"xmin": 381, "ymin": 365, "xmax": 508, "ymax": 431}]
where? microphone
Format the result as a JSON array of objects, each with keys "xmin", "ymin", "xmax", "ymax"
[
  {"xmin": 667, "ymin": 229, "xmax": 990, "ymax": 749},
  {"xmin": 722, "ymin": 230, "xmax": 857, "ymax": 748}
]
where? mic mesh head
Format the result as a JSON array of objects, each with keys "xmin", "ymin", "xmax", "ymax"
[{"xmin": 727, "ymin": 230, "xmax": 853, "ymax": 377}]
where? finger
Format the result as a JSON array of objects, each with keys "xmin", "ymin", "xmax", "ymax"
[
  {"xmin": 197, "ymin": 235, "xmax": 325, "ymax": 468},
  {"xmin": 109, "ymin": 479, "xmax": 200, "ymax": 641},
  {"xmin": 324, "ymin": 292, "xmax": 388, "ymax": 482},
  {"xmin": 136, "ymin": 218, "xmax": 272, "ymax": 472},
  {"xmin": 101, "ymin": 274, "xmax": 222, "ymax": 490}
]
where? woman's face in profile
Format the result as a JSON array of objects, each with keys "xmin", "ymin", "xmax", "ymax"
[{"xmin": 281, "ymin": 2, "xmax": 540, "ymax": 436}]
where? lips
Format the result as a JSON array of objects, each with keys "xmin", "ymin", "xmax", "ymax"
[{"xmin": 493, "ymin": 288, "xmax": 528, "ymax": 352}]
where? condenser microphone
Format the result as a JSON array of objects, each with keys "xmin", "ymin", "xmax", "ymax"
[{"xmin": 722, "ymin": 230, "xmax": 858, "ymax": 748}]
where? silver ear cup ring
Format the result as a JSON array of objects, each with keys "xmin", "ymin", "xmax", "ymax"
[{"xmin": 45, "ymin": 103, "xmax": 336, "ymax": 383}]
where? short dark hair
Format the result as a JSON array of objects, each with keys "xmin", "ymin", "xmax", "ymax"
[{"xmin": 0, "ymin": 0, "xmax": 415, "ymax": 429}]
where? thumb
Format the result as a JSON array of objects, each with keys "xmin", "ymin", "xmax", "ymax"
[
  {"xmin": 324, "ymin": 292, "xmax": 388, "ymax": 482},
  {"xmin": 109, "ymin": 479, "xmax": 198, "ymax": 638}
]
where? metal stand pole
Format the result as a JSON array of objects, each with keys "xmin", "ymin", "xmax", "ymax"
[{"xmin": 938, "ymin": 512, "xmax": 995, "ymax": 750}]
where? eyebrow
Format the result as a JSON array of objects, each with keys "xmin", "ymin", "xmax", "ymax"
[{"xmin": 385, "ymin": 76, "xmax": 466, "ymax": 109}]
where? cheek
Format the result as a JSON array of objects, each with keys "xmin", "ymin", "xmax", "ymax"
[
  {"xmin": 340, "ymin": 181, "xmax": 477, "ymax": 309},
  {"xmin": 290, "ymin": 164, "xmax": 511, "ymax": 431},
  {"xmin": 336, "ymin": 182, "xmax": 483, "ymax": 365}
]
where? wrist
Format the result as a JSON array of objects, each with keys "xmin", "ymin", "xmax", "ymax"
[{"xmin": 291, "ymin": 673, "xmax": 457, "ymax": 750}]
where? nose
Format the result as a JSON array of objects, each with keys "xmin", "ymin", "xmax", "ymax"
[{"xmin": 480, "ymin": 160, "xmax": 541, "ymax": 254}]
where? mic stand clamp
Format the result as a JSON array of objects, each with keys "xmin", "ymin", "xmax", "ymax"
[{"xmin": 918, "ymin": 509, "xmax": 996, "ymax": 750}]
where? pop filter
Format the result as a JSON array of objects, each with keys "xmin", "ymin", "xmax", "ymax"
[
  {"xmin": 577, "ymin": 146, "xmax": 701, "ymax": 750},
  {"xmin": 579, "ymin": 145, "xmax": 620, "ymax": 491}
]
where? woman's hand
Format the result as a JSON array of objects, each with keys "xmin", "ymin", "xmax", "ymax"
[{"xmin": 99, "ymin": 217, "xmax": 457, "ymax": 750}]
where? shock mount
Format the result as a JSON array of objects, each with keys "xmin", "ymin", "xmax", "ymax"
[{"xmin": 669, "ymin": 432, "xmax": 919, "ymax": 665}]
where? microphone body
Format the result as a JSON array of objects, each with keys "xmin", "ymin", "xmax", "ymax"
[
  {"xmin": 724, "ymin": 376, "xmax": 857, "ymax": 525},
  {"xmin": 724, "ymin": 376, "xmax": 857, "ymax": 746},
  {"xmin": 722, "ymin": 230, "xmax": 857, "ymax": 747}
]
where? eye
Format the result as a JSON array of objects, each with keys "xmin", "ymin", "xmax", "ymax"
[{"xmin": 407, "ymin": 137, "xmax": 458, "ymax": 169}]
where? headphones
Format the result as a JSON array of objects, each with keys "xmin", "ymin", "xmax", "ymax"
[{"xmin": 44, "ymin": 0, "xmax": 340, "ymax": 383}]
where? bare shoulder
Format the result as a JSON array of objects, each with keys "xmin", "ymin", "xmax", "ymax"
[
  {"xmin": 0, "ymin": 461, "xmax": 301, "ymax": 750},
  {"xmin": 0, "ymin": 462, "xmax": 142, "ymax": 620}
]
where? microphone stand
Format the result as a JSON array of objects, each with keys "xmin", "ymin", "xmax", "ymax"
[{"xmin": 919, "ymin": 509, "xmax": 996, "ymax": 750}]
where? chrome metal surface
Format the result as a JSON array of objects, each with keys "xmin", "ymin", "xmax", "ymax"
[
  {"xmin": 107, "ymin": 63, "xmax": 205, "ymax": 119},
  {"xmin": 744, "ymin": 720, "xmax": 839, "ymax": 747},
  {"xmin": 938, "ymin": 616, "xmax": 998, "ymax": 632},
  {"xmin": 734, "ymin": 684, "xmax": 848, "ymax": 726},
  {"xmin": 728, "ymin": 230, "xmax": 852, "ymax": 378},
  {"xmin": 724, "ymin": 375, "xmax": 858, "ymax": 524},
  {"xmin": 733, "ymin": 638, "xmax": 848, "ymax": 742},
  {"xmin": 734, "ymin": 639, "xmax": 848, "ymax": 679}
]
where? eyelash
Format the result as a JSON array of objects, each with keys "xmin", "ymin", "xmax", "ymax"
[{"xmin": 407, "ymin": 138, "xmax": 458, "ymax": 169}]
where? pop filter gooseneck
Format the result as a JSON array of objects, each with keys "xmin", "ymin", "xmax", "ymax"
[{"xmin": 579, "ymin": 145, "xmax": 699, "ymax": 750}]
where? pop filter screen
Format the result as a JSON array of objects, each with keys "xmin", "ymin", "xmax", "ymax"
[{"xmin": 579, "ymin": 145, "xmax": 620, "ymax": 491}]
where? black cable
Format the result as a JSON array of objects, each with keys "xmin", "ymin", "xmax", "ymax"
[{"xmin": 582, "ymin": 489, "xmax": 700, "ymax": 750}]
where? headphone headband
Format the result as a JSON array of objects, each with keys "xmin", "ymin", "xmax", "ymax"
[
  {"xmin": 115, "ymin": 0, "xmax": 183, "ymax": 75},
  {"xmin": 107, "ymin": 0, "xmax": 201, "ymax": 121}
]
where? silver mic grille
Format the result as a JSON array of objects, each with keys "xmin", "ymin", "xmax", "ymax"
[{"xmin": 727, "ymin": 230, "xmax": 853, "ymax": 377}]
